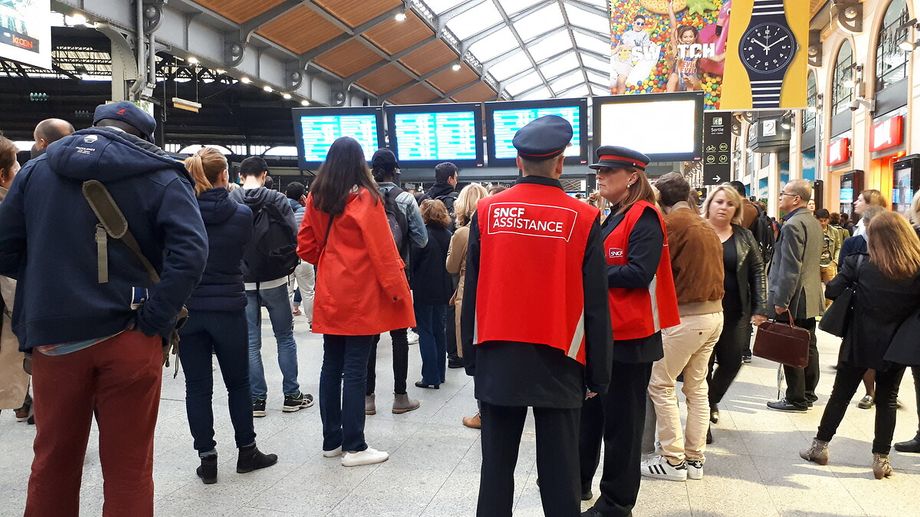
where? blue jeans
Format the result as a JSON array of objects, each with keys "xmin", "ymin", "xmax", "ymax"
[
  {"xmin": 414, "ymin": 303, "xmax": 447, "ymax": 386},
  {"xmin": 179, "ymin": 310, "xmax": 256, "ymax": 454},
  {"xmin": 320, "ymin": 335, "xmax": 374, "ymax": 453},
  {"xmin": 246, "ymin": 283, "xmax": 300, "ymax": 400}
]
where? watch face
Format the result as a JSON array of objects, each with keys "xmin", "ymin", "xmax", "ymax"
[{"xmin": 740, "ymin": 22, "xmax": 796, "ymax": 74}]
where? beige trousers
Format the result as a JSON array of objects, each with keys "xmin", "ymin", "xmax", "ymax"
[{"xmin": 649, "ymin": 311, "xmax": 723, "ymax": 463}]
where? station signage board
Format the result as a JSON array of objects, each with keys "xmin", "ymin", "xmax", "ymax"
[
  {"xmin": 0, "ymin": 0, "xmax": 52, "ymax": 69},
  {"xmin": 827, "ymin": 137, "xmax": 851, "ymax": 167},
  {"xmin": 870, "ymin": 115, "xmax": 904, "ymax": 153}
]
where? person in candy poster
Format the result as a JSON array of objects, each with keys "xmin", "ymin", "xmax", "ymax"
[{"xmin": 609, "ymin": 0, "xmax": 729, "ymax": 109}]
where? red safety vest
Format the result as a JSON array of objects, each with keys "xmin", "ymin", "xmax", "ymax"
[
  {"xmin": 474, "ymin": 183, "xmax": 599, "ymax": 365},
  {"xmin": 605, "ymin": 200, "xmax": 680, "ymax": 340}
]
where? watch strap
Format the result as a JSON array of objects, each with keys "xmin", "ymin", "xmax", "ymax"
[
  {"xmin": 752, "ymin": 0, "xmax": 786, "ymax": 13},
  {"xmin": 751, "ymin": 80, "xmax": 783, "ymax": 108}
]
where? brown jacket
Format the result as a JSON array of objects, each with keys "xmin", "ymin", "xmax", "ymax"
[
  {"xmin": 664, "ymin": 203, "xmax": 725, "ymax": 315},
  {"xmin": 446, "ymin": 225, "xmax": 470, "ymax": 356},
  {"xmin": 741, "ymin": 198, "xmax": 759, "ymax": 230}
]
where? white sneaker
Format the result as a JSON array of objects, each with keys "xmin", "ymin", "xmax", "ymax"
[
  {"xmin": 407, "ymin": 330, "xmax": 420, "ymax": 345},
  {"xmin": 687, "ymin": 459, "xmax": 704, "ymax": 480},
  {"xmin": 322, "ymin": 446, "xmax": 343, "ymax": 458},
  {"xmin": 342, "ymin": 447, "xmax": 389, "ymax": 467},
  {"xmin": 640, "ymin": 455, "xmax": 688, "ymax": 481}
]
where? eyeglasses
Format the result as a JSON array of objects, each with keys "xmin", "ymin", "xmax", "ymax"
[{"xmin": 779, "ymin": 192, "xmax": 799, "ymax": 199}]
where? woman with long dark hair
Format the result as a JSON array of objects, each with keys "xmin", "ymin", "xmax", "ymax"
[
  {"xmin": 181, "ymin": 147, "xmax": 277, "ymax": 483},
  {"xmin": 298, "ymin": 137, "xmax": 415, "ymax": 467},
  {"xmin": 579, "ymin": 146, "xmax": 680, "ymax": 516},
  {"xmin": 801, "ymin": 211, "xmax": 920, "ymax": 479}
]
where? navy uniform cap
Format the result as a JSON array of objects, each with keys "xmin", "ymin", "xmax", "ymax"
[
  {"xmin": 589, "ymin": 145, "xmax": 650, "ymax": 171},
  {"xmin": 512, "ymin": 115, "xmax": 573, "ymax": 161},
  {"xmin": 93, "ymin": 101, "xmax": 157, "ymax": 142}
]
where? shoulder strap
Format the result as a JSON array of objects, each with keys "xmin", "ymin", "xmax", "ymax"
[{"xmin": 82, "ymin": 180, "xmax": 160, "ymax": 284}]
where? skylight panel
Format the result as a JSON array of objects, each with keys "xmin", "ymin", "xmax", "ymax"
[
  {"xmin": 447, "ymin": 2, "xmax": 503, "ymax": 40},
  {"xmin": 513, "ymin": 3, "xmax": 564, "ymax": 41},
  {"xmin": 528, "ymin": 31, "xmax": 574, "ymax": 61},
  {"xmin": 469, "ymin": 28, "xmax": 519, "ymax": 62},
  {"xmin": 505, "ymin": 70, "xmax": 543, "ymax": 95},
  {"xmin": 565, "ymin": 3, "xmax": 609, "ymax": 33}
]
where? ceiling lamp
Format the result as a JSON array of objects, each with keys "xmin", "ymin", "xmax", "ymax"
[
  {"xmin": 301, "ymin": 100, "xmax": 311, "ymax": 106},
  {"xmin": 451, "ymin": 63, "xmax": 462, "ymax": 72},
  {"xmin": 263, "ymin": 85, "xmax": 274, "ymax": 93},
  {"xmin": 394, "ymin": 11, "xmax": 407, "ymax": 22},
  {"xmin": 283, "ymin": 93, "xmax": 292, "ymax": 100},
  {"xmin": 240, "ymin": 77, "xmax": 251, "ymax": 84},
  {"xmin": 187, "ymin": 56, "xmax": 199, "ymax": 65}
]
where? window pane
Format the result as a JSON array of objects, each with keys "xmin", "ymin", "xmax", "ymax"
[
  {"xmin": 519, "ymin": 85, "xmax": 551, "ymax": 100},
  {"xmin": 550, "ymin": 70, "xmax": 585, "ymax": 91},
  {"xmin": 804, "ymin": 72, "xmax": 817, "ymax": 132},
  {"xmin": 529, "ymin": 31, "xmax": 575, "ymax": 61},
  {"xmin": 514, "ymin": 3, "xmax": 564, "ymax": 41},
  {"xmin": 423, "ymin": 0, "xmax": 468, "ymax": 14},
  {"xmin": 539, "ymin": 52, "xmax": 580, "ymax": 78},
  {"xmin": 565, "ymin": 3, "xmax": 609, "ymax": 34},
  {"xmin": 832, "ymin": 41, "xmax": 853, "ymax": 115},
  {"xmin": 469, "ymin": 28, "xmax": 520, "ymax": 62},
  {"xmin": 499, "ymin": 0, "xmax": 543, "ymax": 17},
  {"xmin": 487, "ymin": 50, "xmax": 532, "ymax": 80},
  {"xmin": 506, "ymin": 70, "xmax": 543, "ymax": 95},
  {"xmin": 876, "ymin": 0, "xmax": 909, "ymax": 92},
  {"xmin": 574, "ymin": 32, "xmax": 612, "ymax": 56},
  {"xmin": 447, "ymin": 2, "xmax": 502, "ymax": 39}
]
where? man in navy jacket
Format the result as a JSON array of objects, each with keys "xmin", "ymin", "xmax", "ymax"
[{"xmin": 0, "ymin": 101, "xmax": 208, "ymax": 516}]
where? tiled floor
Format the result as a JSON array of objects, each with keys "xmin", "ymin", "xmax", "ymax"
[{"xmin": 2, "ymin": 315, "xmax": 919, "ymax": 516}]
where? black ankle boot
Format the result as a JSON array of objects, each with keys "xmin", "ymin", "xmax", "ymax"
[
  {"xmin": 894, "ymin": 434, "xmax": 920, "ymax": 453},
  {"xmin": 197, "ymin": 455, "xmax": 217, "ymax": 484},
  {"xmin": 237, "ymin": 444, "xmax": 278, "ymax": 473}
]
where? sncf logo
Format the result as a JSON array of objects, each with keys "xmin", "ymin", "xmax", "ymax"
[
  {"xmin": 608, "ymin": 248, "xmax": 624, "ymax": 258},
  {"xmin": 117, "ymin": 108, "xmax": 127, "ymax": 115}
]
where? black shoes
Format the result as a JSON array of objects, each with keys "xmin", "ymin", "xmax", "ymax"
[
  {"xmin": 894, "ymin": 435, "xmax": 920, "ymax": 453},
  {"xmin": 252, "ymin": 399, "xmax": 266, "ymax": 418},
  {"xmin": 706, "ymin": 427, "xmax": 713, "ymax": 445},
  {"xmin": 741, "ymin": 353, "xmax": 752, "ymax": 364},
  {"xmin": 448, "ymin": 357, "xmax": 465, "ymax": 369},
  {"xmin": 580, "ymin": 487, "xmax": 593, "ymax": 501},
  {"xmin": 415, "ymin": 380, "xmax": 439, "ymax": 389},
  {"xmin": 283, "ymin": 391, "xmax": 314, "ymax": 413},
  {"xmin": 197, "ymin": 455, "xmax": 217, "ymax": 484},
  {"xmin": 710, "ymin": 405, "xmax": 720, "ymax": 424},
  {"xmin": 767, "ymin": 398, "xmax": 808, "ymax": 412},
  {"xmin": 237, "ymin": 444, "xmax": 278, "ymax": 474}
]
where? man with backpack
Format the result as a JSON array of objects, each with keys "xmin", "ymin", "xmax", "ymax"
[
  {"xmin": 367, "ymin": 149, "xmax": 428, "ymax": 416},
  {"xmin": 229, "ymin": 157, "xmax": 313, "ymax": 417}
]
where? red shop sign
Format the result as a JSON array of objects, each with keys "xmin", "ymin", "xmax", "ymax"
[
  {"xmin": 870, "ymin": 115, "xmax": 904, "ymax": 152},
  {"xmin": 827, "ymin": 137, "xmax": 851, "ymax": 166}
]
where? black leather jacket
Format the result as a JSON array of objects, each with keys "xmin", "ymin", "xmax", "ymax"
[{"xmin": 731, "ymin": 224, "xmax": 768, "ymax": 316}]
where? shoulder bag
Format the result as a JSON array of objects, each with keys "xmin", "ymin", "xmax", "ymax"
[{"xmin": 818, "ymin": 254, "xmax": 865, "ymax": 338}]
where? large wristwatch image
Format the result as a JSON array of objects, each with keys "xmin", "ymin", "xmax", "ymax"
[{"xmin": 738, "ymin": 0, "xmax": 799, "ymax": 109}]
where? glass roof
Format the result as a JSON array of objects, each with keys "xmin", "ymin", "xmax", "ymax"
[{"xmin": 421, "ymin": 0, "xmax": 611, "ymax": 100}]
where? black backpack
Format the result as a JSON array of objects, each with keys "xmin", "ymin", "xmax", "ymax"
[
  {"xmin": 750, "ymin": 204, "xmax": 776, "ymax": 265},
  {"xmin": 383, "ymin": 185, "xmax": 410, "ymax": 261},
  {"xmin": 243, "ymin": 202, "xmax": 298, "ymax": 283}
]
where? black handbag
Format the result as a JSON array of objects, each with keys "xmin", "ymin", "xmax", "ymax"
[
  {"xmin": 885, "ymin": 305, "xmax": 920, "ymax": 366},
  {"xmin": 819, "ymin": 255, "xmax": 864, "ymax": 337}
]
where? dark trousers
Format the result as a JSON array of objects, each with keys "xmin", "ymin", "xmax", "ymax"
[
  {"xmin": 913, "ymin": 367, "xmax": 920, "ymax": 435},
  {"xmin": 320, "ymin": 334, "xmax": 374, "ymax": 452},
  {"xmin": 446, "ymin": 304, "xmax": 459, "ymax": 361},
  {"xmin": 178, "ymin": 310, "xmax": 256, "ymax": 454},
  {"xmin": 783, "ymin": 317, "xmax": 819, "ymax": 407},
  {"xmin": 26, "ymin": 331, "xmax": 161, "ymax": 517},
  {"xmin": 816, "ymin": 362, "xmax": 906, "ymax": 454},
  {"xmin": 579, "ymin": 361, "xmax": 653, "ymax": 517},
  {"xmin": 478, "ymin": 402, "xmax": 581, "ymax": 517},
  {"xmin": 414, "ymin": 303, "xmax": 447, "ymax": 385},
  {"xmin": 707, "ymin": 312, "xmax": 749, "ymax": 405},
  {"xmin": 367, "ymin": 329, "xmax": 409, "ymax": 395}
]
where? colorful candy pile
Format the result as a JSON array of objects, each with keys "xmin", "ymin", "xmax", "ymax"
[{"xmin": 610, "ymin": 1, "xmax": 722, "ymax": 109}]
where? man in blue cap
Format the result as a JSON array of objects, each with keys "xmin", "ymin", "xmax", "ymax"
[
  {"xmin": 0, "ymin": 101, "xmax": 208, "ymax": 516},
  {"xmin": 461, "ymin": 115, "xmax": 612, "ymax": 516}
]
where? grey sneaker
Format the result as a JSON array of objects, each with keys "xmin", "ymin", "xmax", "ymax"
[
  {"xmin": 392, "ymin": 393, "xmax": 420, "ymax": 414},
  {"xmin": 283, "ymin": 392, "xmax": 314, "ymax": 413},
  {"xmin": 365, "ymin": 394, "xmax": 376, "ymax": 416}
]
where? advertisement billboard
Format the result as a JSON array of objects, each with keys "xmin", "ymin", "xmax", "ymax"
[
  {"xmin": 0, "ymin": 0, "xmax": 51, "ymax": 69},
  {"xmin": 608, "ymin": 0, "xmax": 808, "ymax": 111}
]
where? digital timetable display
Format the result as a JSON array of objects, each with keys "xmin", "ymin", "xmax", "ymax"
[
  {"xmin": 393, "ymin": 112, "xmax": 477, "ymax": 161},
  {"xmin": 385, "ymin": 103, "xmax": 484, "ymax": 168},
  {"xmin": 492, "ymin": 107, "xmax": 582, "ymax": 159},
  {"xmin": 485, "ymin": 98, "xmax": 589, "ymax": 167},
  {"xmin": 291, "ymin": 107, "xmax": 385, "ymax": 169}
]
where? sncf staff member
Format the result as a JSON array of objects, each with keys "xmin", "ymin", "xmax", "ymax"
[
  {"xmin": 461, "ymin": 116, "xmax": 611, "ymax": 517},
  {"xmin": 579, "ymin": 146, "xmax": 680, "ymax": 517}
]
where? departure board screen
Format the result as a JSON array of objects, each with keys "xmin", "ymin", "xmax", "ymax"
[
  {"xmin": 297, "ymin": 113, "xmax": 380, "ymax": 162},
  {"xmin": 491, "ymin": 106, "xmax": 582, "ymax": 159},
  {"xmin": 392, "ymin": 111, "xmax": 478, "ymax": 162}
]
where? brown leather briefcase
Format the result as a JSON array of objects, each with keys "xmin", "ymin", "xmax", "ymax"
[{"xmin": 753, "ymin": 315, "xmax": 810, "ymax": 369}]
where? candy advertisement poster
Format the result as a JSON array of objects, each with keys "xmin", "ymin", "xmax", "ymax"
[{"xmin": 608, "ymin": 0, "xmax": 808, "ymax": 111}]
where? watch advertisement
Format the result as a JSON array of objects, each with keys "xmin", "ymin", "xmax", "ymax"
[
  {"xmin": 607, "ymin": 0, "xmax": 808, "ymax": 111},
  {"xmin": 0, "ymin": 0, "xmax": 51, "ymax": 69}
]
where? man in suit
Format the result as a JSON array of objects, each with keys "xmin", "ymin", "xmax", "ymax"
[{"xmin": 767, "ymin": 179, "xmax": 824, "ymax": 412}]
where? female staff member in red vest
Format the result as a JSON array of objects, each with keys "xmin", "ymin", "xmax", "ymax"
[
  {"xmin": 298, "ymin": 137, "xmax": 415, "ymax": 468},
  {"xmin": 580, "ymin": 146, "xmax": 680, "ymax": 517}
]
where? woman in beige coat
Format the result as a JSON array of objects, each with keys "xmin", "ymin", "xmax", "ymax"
[
  {"xmin": 0, "ymin": 136, "xmax": 30, "ymax": 419},
  {"xmin": 446, "ymin": 183, "xmax": 488, "ymax": 429}
]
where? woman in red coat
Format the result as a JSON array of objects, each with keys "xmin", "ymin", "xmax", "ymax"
[{"xmin": 298, "ymin": 137, "xmax": 415, "ymax": 467}]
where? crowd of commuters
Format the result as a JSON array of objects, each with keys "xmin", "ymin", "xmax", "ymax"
[{"xmin": 3, "ymin": 105, "xmax": 920, "ymax": 517}]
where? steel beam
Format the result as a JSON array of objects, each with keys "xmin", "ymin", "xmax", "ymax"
[
  {"xmin": 437, "ymin": 0, "xmax": 487, "ymax": 30},
  {"xmin": 239, "ymin": 0, "xmax": 302, "ymax": 42},
  {"xmin": 576, "ymin": 46, "xmax": 610, "ymax": 63},
  {"xmin": 488, "ymin": 0, "xmax": 554, "ymax": 97},
  {"xmin": 515, "ymin": 66, "xmax": 580, "ymax": 98},
  {"xmin": 569, "ymin": 25, "xmax": 610, "ymax": 45},
  {"xmin": 557, "ymin": 0, "xmax": 590, "ymax": 106},
  {"xmin": 566, "ymin": 0, "xmax": 609, "ymax": 17},
  {"xmin": 481, "ymin": 26, "xmax": 567, "ymax": 69},
  {"xmin": 380, "ymin": 60, "xmax": 458, "ymax": 100},
  {"xmin": 459, "ymin": 0, "xmax": 555, "ymax": 52},
  {"xmin": 440, "ymin": 79, "xmax": 485, "ymax": 101},
  {"xmin": 344, "ymin": 34, "xmax": 438, "ymax": 84}
]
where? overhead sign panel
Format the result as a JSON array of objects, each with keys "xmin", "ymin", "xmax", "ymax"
[{"xmin": 0, "ymin": 0, "xmax": 52, "ymax": 69}]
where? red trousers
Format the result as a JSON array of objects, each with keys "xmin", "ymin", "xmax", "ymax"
[{"xmin": 25, "ymin": 330, "xmax": 162, "ymax": 517}]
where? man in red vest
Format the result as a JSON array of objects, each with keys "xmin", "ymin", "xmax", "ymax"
[{"xmin": 461, "ymin": 115, "xmax": 612, "ymax": 517}]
